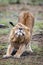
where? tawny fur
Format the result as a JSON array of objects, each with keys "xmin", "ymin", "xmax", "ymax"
[
  {"xmin": 3, "ymin": 11, "xmax": 34, "ymax": 58},
  {"xmin": 18, "ymin": 11, "xmax": 34, "ymax": 33}
]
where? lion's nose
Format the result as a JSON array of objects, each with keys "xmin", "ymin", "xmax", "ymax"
[{"xmin": 19, "ymin": 28, "xmax": 22, "ymax": 30}]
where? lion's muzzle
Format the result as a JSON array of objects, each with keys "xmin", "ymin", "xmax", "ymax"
[{"xmin": 15, "ymin": 28, "xmax": 25, "ymax": 38}]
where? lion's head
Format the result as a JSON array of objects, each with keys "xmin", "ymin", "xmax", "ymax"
[{"xmin": 9, "ymin": 23, "xmax": 30, "ymax": 44}]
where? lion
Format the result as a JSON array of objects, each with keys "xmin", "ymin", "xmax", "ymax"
[{"xmin": 3, "ymin": 11, "xmax": 34, "ymax": 58}]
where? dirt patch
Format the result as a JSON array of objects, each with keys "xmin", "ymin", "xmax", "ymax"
[
  {"xmin": 0, "ymin": 33, "xmax": 43, "ymax": 65},
  {"xmin": 0, "ymin": 34, "xmax": 9, "ymax": 44}
]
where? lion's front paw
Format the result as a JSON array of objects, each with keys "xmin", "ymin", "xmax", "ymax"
[
  {"xmin": 3, "ymin": 55, "xmax": 12, "ymax": 59},
  {"xmin": 14, "ymin": 55, "xmax": 20, "ymax": 58}
]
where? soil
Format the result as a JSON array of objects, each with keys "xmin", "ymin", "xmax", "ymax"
[{"xmin": 0, "ymin": 33, "xmax": 43, "ymax": 65}]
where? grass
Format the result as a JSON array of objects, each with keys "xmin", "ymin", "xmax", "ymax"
[
  {"xmin": 34, "ymin": 21, "xmax": 43, "ymax": 29},
  {"xmin": 33, "ymin": 21, "xmax": 43, "ymax": 33},
  {"xmin": 31, "ymin": 42, "xmax": 41, "ymax": 53},
  {"xmin": 0, "ymin": 28, "xmax": 9, "ymax": 35},
  {"xmin": 0, "ymin": 43, "xmax": 8, "ymax": 50},
  {"xmin": 0, "ymin": 21, "xmax": 43, "ymax": 35},
  {"xmin": 0, "ymin": 18, "xmax": 18, "ymax": 35},
  {"xmin": 0, "ymin": 22, "xmax": 43, "ymax": 34},
  {"xmin": 0, "ymin": 20, "xmax": 8, "ymax": 26}
]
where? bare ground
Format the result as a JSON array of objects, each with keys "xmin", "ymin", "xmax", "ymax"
[{"xmin": 0, "ymin": 33, "xmax": 43, "ymax": 65}]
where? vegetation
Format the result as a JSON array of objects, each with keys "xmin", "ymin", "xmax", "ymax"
[{"xmin": 0, "ymin": 0, "xmax": 43, "ymax": 5}]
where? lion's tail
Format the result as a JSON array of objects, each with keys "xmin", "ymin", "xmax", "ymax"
[{"xmin": 9, "ymin": 22, "xmax": 14, "ymax": 27}]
